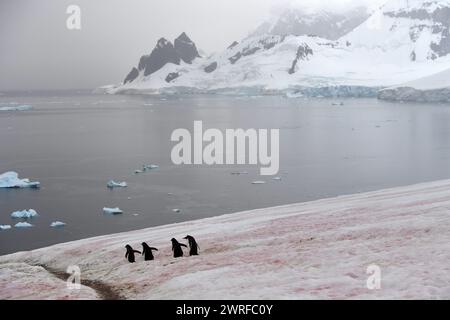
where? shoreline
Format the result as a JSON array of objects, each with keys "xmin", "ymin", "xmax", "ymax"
[{"xmin": 1, "ymin": 179, "xmax": 450, "ymax": 299}]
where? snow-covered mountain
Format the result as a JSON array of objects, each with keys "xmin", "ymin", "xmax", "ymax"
[
  {"xmin": 250, "ymin": 6, "xmax": 370, "ymax": 40},
  {"xmin": 99, "ymin": 0, "xmax": 450, "ymax": 97}
]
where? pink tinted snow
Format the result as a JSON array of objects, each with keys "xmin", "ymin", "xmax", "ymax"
[{"xmin": 1, "ymin": 179, "xmax": 450, "ymax": 299}]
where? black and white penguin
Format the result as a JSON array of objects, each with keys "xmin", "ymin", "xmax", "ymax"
[
  {"xmin": 141, "ymin": 242, "xmax": 158, "ymax": 261},
  {"xmin": 183, "ymin": 235, "xmax": 199, "ymax": 256},
  {"xmin": 171, "ymin": 238, "xmax": 187, "ymax": 258},
  {"xmin": 125, "ymin": 244, "xmax": 141, "ymax": 263}
]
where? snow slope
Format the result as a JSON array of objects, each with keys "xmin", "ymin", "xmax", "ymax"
[{"xmin": 1, "ymin": 180, "xmax": 449, "ymax": 300}]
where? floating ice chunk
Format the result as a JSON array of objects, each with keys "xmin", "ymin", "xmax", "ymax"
[
  {"xmin": 50, "ymin": 221, "xmax": 66, "ymax": 228},
  {"xmin": 172, "ymin": 209, "xmax": 181, "ymax": 213},
  {"xmin": 272, "ymin": 177, "xmax": 282, "ymax": 181},
  {"xmin": 103, "ymin": 207, "xmax": 123, "ymax": 215},
  {"xmin": 251, "ymin": 181, "xmax": 266, "ymax": 185},
  {"xmin": 11, "ymin": 209, "xmax": 38, "ymax": 219},
  {"xmin": 0, "ymin": 225, "xmax": 11, "ymax": 231},
  {"xmin": 0, "ymin": 105, "xmax": 32, "ymax": 111},
  {"xmin": 14, "ymin": 222, "xmax": 33, "ymax": 228},
  {"xmin": 143, "ymin": 164, "xmax": 159, "ymax": 171},
  {"xmin": 0, "ymin": 171, "xmax": 40, "ymax": 188},
  {"xmin": 107, "ymin": 180, "xmax": 127, "ymax": 188}
]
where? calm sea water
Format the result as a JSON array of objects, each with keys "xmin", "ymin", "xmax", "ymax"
[{"xmin": 1, "ymin": 91, "xmax": 450, "ymax": 255}]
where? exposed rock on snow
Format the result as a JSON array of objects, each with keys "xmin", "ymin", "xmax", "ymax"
[
  {"xmin": 1, "ymin": 180, "xmax": 449, "ymax": 299},
  {"xmin": 0, "ymin": 172, "xmax": 40, "ymax": 189},
  {"xmin": 10, "ymin": 209, "xmax": 38, "ymax": 219},
  {"xmin": 288, "ymin": 43, "xmax": 313, "ymax": 74},
  {"xmin": 123, "ymin": 67, "xmax": 139, "ymax": 84},
  {"xmin": 378, "ymin": 68, "xmax": 450, "ymax": 102},
  {"xmin": 174, "ymin": 32, "xmax": 201, "ymax": 64},
  {"xmin": 204, "ymin": 62, "xmax": 218, "ymax": 73}
]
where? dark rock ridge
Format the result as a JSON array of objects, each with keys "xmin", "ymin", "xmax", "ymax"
[
  {"xmin": 174, "ymin": 32, "xmax": 201, "ymax": 64},
  {"xmin": 123, "ymin": 67, "xmax": 139, "ymax": 84},
  {"xmin": 227, "ymin": 41, "xmax": 239, "ymax": 49},
  {"xmin": 123, "ymin": 33, "xmax": 200, "ymax": 84},
  {"xmin": 289, "ymin": 43, "xmax": 313, "ymax": 74}
]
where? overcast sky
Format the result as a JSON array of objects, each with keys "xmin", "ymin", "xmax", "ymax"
[{"xmin": 0, "ymin": 0, "xmax": 386, "ymax": 91}]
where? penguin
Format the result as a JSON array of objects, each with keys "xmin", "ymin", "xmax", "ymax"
[
  {"xmin": 125, "ymin": 244, "xmax": 141, "ymax": 263},
  {"xmin": 171, "ymin": 238, "xmax": 187, "ymax": 258},
  {"xmin": 141, "ymin": 242, "xmax": 158, "ymax": 261},
  {"xmin": 183, "ymin": 235, "xmax": 199, "ymax": 256}
]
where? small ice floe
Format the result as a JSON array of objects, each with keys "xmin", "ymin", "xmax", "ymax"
[
  {"xmin": 251, "ymin": 181, "xmax": 266, "ymax": 185},
  {"xmin": 0, "ymin": 225, "xmax": 11, "ymax": 231},
  {"xmin": 331, "ymin": 102, "xmax": 344, "ymax": 106},
  {"xmin": 0, "ymin": 171, "xmax": 40, "ymax": 189},
  {"xmin": 134, "ymin": 170, "xmax": 143, "ymax": 174},
  {"xmin": 50, "ymin": 221, "xmax": 66, "ymax": 228},
  {"xmin": 143, "ymin": 103, "xmax": 153, "ymax": 106},
  {"xmin": 231, "ymin": 171, "xmax": 249, "ymax": 175},
  {"xmin": 11, "ymin": 209, "xmax": 38, "ymax": 219},
  {"xmin": 103, "ymin": 207, "xmax": 123, "ymax": 215},
  {"xmin": 172, "ymin": 209, "xmax": 181, "ymax": 213},
  {"xmin": 0, "ymin": 105, "xmax": 32, "ymax": 111},
  {"xmin": 143, "ymin": 164, "xmax": 159, "ymax": 171},
  {"xmin": 14, "ymin": 222, "xmax": 33, "ymax": 228},
  {"xmin": 272, "ymin": 177, "xmax": 282, "ymax": 181},
  {"xmin": 167, "ymin": 193, "xmax": 174, "ymax": 196},
  {"xmin": 107, "ymin": 180, "xmax": 127, "ymax": 188}
]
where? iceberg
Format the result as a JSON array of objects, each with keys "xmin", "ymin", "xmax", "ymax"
[
  {"xmin": 0, "ymin": 172, "xmax": 40, "ymax": 189},
  {"xmin": 172, "ymin": 209, "xmax": 181, "ymax": 213},
  {"xmin": 103, "ymin": 207, "xmax": 123, "ymax": 215},
  {"xmin": 0, "ymin": 225, "xmax": 11, "ymax": 231},
  {"xmin": 143, "ymin": 164, "xmax": 159, "ymax": 171},
  {"xmin": 11, "ymin": 209, "xmax": 38, "ymax": 219},
  {"xmin": 50, "ymin": 221, "xmax": 66, "ymax": 228},
  {"xmin": 14, "ymin": 222, "xmax": 33, "ymax": 228},
  {"xmin": 272, "ymin": 177, "xmax": 282, "ymax": 181},
  {"xmin": 0, "ymin": 105, "xmax": 32, "ymax": 111},
  {"xmin": 251, "ymin": 181, "xmax": 266, "ymax": 185},
  {"xmin": 107, "ymin": 180, "xmax": 127, "ymax": 188}
]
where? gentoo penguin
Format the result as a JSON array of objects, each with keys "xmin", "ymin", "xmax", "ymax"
[
  {"xmin": 171, "ymin": 238, "xmax": 187, "ymax": 258},
  {"xmin": 183, "ymin": 235, "xmax": 199, "ymax": 256},
  {"xmin": 141, "ymin": 242, "xmax": 158, "ymax": 261},
  {"xmin": 125, "ymin": 244, "xmax": 141, "ymax": 263}
]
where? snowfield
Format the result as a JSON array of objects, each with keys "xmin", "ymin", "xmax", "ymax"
[{"xmin": 1, "ymin": 180, "xmax": 449, "ymax": 300}]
